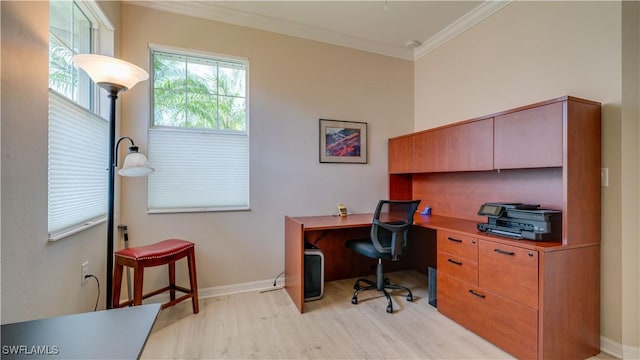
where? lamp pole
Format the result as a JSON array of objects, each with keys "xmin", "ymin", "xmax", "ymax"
[{"xmin": 105, "ymin": 86, "xmax": 124, "ymax": 309}]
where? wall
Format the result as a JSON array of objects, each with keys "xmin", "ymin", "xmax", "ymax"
[
  {"xmin": 0, "ymin": 1, "xmax": 123, "ymax": 323},
  {"xmin": 118, "ymin": 5, "xmax": 414, "ymax": 293},
  {"xmin": 414, "ymin": 1, "xmax": 639, "ymax": 357}
]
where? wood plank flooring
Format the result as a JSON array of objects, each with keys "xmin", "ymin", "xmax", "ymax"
[{"xmin": 141, "ymin": 271, "xmax": 615, "ymax": 359}]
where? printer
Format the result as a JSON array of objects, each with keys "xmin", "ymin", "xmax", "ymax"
[{"xmin": 477, "ymin": 202, "xmax": 562, "ymax": 241}]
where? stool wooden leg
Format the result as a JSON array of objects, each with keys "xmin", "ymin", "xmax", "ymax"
[
  {"xmin": 133, "ymin": 263, "xmax": 144, "ymax": 306},
  {"xmin": 187, "ymin": 248, "xmax": 199, "ymax": 314},
  {"xmin": 168, "ymin": 261, "xmax": 176, "ymax": 302},
  {"xmin": 113, "ymin": 259, "xmax": 124, "ymax": 308}
]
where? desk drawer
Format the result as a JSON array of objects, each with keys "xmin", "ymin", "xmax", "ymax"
[
  {"xmin": 437, "ymin": 251, "xmax": 477, "ymax": 285},
  {"xmin": 437, "ymin": 231, "xmax": 478, "ymax": 261},
  {"xmin": 479, "ymin": 240, "xmax": 539, "ymax": 310},
  {"xmin": 438, "ymin": 273, "xmax": 538, "ymax": 360}
]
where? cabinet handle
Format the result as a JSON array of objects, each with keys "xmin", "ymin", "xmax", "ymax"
[
  {"xmin": 494, "ymin": 248, "xmax": 515, "ymax": 256},
  {"xmin": 447, "ymin": 237, "xmax": 462, "ymax": 243},
  {"xmin": 468, "ymin": 289, "xmax": 486, "ymax": 299},
  {"xmin": 447, "ymin": 259, "xmax": 462, "ymax": 266}
]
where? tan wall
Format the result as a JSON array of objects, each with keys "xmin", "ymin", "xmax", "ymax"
[
  {"xmin": 119, "ymin": 5, "xmax": 414, "ymax": 291},
  {"xmin": 0, "ymin": 1, "xmax": 121, "ymax": 322},
  {"xmin": 415, "ymin": 0, "xmax": 639, "ymax": 354},
  {"xmin": 621, "ymin": 0, "xmax": 640, "ymax": 352}
]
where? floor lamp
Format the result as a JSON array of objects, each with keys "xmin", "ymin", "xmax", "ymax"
[{"xmin": 72, "ymin": 54, "xmax": 153, "ymax": 309}]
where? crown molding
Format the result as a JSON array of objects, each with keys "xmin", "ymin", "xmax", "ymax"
[
  {"xmin": 413, "ymin": 1, "xmax": 513, "ymax": 60},
  {"xmin": 128, "ymin": 1, "xmax": 511, "ymax": 62}
]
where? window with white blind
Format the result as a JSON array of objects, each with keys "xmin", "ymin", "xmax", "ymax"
[
  {"xmin": 48, "ymin": 90, "xmax": 108, "ymax": 238},
  {"xmin": 48, "ymin": 0, "xmax": 113, "ymax": 240},
  {"xmin": 148, "ymin": 47, "xmax": 249, "ymax": 212}
]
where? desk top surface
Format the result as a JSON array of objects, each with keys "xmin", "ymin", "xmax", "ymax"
[
  {"xmin": 1, "ymin": 303, "xmax": 161, "ymax": 359},
  {"xmin": 287, "ymin": 213, "xmax": 374, "ymax": 230},
  {"xmin": 288, "ymin": 213, "xmax": 575, "ymax": 251}
]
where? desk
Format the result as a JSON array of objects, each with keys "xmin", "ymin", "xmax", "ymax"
[
  {"xmin": 1, "ymin": 303, "xmax": 160, "ymax": 359},
  {"xmin": 285, "ymin": 212, "xmax": 599, "ymax": 359},
  {"xmin": 284, "ymin": 213, "xmax": 562, "ymax": 313},
  {"xmin": 284, "ymin": 213, "xmax": 438, "ymax": 313},
  {"xmin": 285, "ymin": 214, "xmax": 374, "ymax": 313}
]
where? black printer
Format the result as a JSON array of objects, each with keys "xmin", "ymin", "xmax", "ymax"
[{"xmin": 477, "ymin": 202, "xmax": 562, "ymax": 241}]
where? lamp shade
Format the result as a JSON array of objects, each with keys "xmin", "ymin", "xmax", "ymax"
[
  {"xmin": 73, "ymin": 54, "xmax": 149, "ymax": 91},
  {"xmin": 119, "ymin": 150, "xmax": 155, "ymax": 177}
]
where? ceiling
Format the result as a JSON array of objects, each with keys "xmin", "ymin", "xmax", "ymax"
[{"xmin": 128, "ymin": 1, "xmax": 511, "ymax": 61}]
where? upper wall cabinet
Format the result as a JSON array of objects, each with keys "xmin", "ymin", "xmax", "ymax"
[
  {"xmin": 388, "ymin": 135, "xmax": 413, "ymax": 174},
  {"xmin": 390, "ymin": 118, "xmax": 493, "ymax": 174},
  {"xmin": 494, "ymin": 102, "xmax": 563, "ymax": 169},
  {"xmin": 445, "ymin": 118, "xmax": 493, "ymax": 172},
  {"xmin": 413, "ymin": 128, "xmax": 446, "ymax": 172}
]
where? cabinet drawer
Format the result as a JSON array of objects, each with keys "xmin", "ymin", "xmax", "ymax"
[
  {"xmin": 479, "ymin": 240, "xmax": 539, "ymax": 309},
  {"xmin": 437, "ymin": 251, "xmax": 477, "ymax": 285},
  {"xmin": 437, "ymin": 231, "xmax": 478, "ymax": 261},
  {"xmin": 438, "ymin": 273, "xmax": 538, "ymax": 360}
]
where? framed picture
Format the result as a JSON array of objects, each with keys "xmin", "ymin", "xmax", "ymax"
[{"xmin": 319, "ymin": 119, "xmax": 368, "ymax": 164}]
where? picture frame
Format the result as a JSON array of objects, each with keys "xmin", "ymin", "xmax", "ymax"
[{"xmin": 319, "ymin": 119, "xmax": 368, "ymax": 164}]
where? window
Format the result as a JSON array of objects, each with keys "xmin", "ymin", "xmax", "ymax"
[
  {"xmin": 148, "ymin": 47, "xmax": 249, "ymax": 212},
  {"xmin": 48, "ymin": 0, "xmax": 93, "ymax": 108},
  {"xmin": 48, "ymin": 1, "xmax": 113, "ymax": 240}
]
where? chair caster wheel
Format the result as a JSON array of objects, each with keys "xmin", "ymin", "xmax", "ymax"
[
  {"xmin": 407, "ymin": 294, "xmax": 413, "ymax": 302},
  {"xmin": 384, "ymin": 278, "xmax": 390, "ymax": 285},
  {"xmin": 386, "ymin": 305, "xmax": 393, "ymax": 313},
  {"xmin": 351, "ymin": 297, "xmax": 358, "ymax": 305}
]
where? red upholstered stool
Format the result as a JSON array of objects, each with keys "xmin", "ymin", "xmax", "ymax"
[{"xmin": 113, "ymin": 239, "xmax": 199, "ymax": 314}]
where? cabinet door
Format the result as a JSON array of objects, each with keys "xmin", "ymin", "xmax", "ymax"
[
  {"xmin": 413, "ymin": 128, "xmax": 446, "ymax": 172},
  {"xmin": 438, "ymin": 273, "xmax": 538, "ymax": 360},
  {"xmin": 445, "ymin": 118, "xmax": 494, "ymax": 171},
  {"xmin": 494, "ymin": 102, "xmax": 563, "ymax": 169},
  {"xmin": 479, "ymin": 240, "xmax": 539, "ymax": 309},
  {"xmin": 388, "ymin": 135, "xmax": 413, "ymax": 174}
]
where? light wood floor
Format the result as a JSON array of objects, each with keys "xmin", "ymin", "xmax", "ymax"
[{"xmin": 142, "ymin": 270, "xmax": 616, "ymax": 359}]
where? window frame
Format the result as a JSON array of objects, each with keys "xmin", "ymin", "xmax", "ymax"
[{"xmin": 147, "ymin": 44, "xmax": 250, "ymax": 213}]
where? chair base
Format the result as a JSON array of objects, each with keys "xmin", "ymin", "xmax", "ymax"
[{"xmin": 350, "ymin": 260, "xmax": 413, "ymax": 314}]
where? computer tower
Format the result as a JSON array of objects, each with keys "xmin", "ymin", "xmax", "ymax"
[
  {"xmin": 428, "ymin": 266, "xmax": 437, "ymax": 307},
  {"xmin": 304, "ymin": 249, "xmax": 324, "ymax": 301}
]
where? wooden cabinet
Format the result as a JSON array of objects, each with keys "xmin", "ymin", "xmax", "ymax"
[
  {"xmin": 438, "ymin": 273, "xmax": 538, "ymax": 360},
  {"xmin": 438, "ymin": 236, "xmax": 540, "ymax": 360},
  {"xmin": 494, "ymin": 102, "xmax": 563, "ymax": 169},
  {"xmin": 389, "ymin": 96, "xmax": 601, "ymax": 359},
  {"xmin": 413, "ymin": 128, "xmax": 446, "ymax": 172},
  {"xmin": 437, "ymin": 231, "xmax": 478, "ymax": 285},
  {"xmin": 399, "ymin": 118, "xmax": 493, "ymax": 173},
  {"xmin": 445, "ymin": 119, "xmax": 493, "ymax": 171},
  {"xmin": 478, "ymin": 240, "xmax": 538, "ymax": 310},
  {"xmin": 388, "ymin": 135, "xmax": 413, "ymax": 174}
]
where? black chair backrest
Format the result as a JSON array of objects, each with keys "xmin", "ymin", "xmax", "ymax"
[{"xmin": 370, "ymin": 200, "xmax": 421, "ymax": 260}]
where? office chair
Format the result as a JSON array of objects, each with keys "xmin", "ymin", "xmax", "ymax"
[{"xmin": 345, "ymin": 199, "xmax": 420, "ymax": 313}]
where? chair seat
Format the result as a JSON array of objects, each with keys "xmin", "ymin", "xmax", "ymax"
[
  {"xmin": 345, "ymin": 238, "xmax": 393, "ymax": 260},
  {"xmin": 115, "ymin": 239, "xmax": 193, "ymax": 261}
]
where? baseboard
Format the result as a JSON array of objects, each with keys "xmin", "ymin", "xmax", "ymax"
[
  {"xmin": 117, "ymin": 276, "xmax": 286, "ymax": 305},
  {"xmin": 601, "ymin": 336, "xmax": 640, "ymax": 359},
  {"xmin": 198, "ymin": 277, "xmax": 285, "ymax": 299}
]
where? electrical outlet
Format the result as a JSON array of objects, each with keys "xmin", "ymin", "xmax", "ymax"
[
  {"xmin": 81, "ymin": 261, "xmax": 89, "ymax": 285},
  {"xmin": 601, "ymin": 168, "xmax": 609, "ymax": 187}
]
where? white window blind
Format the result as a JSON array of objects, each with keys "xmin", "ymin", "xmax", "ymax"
[
  {"xmin": 148, "ymin": 47, "xmax": 249, "ymax": 213},
  {"xmin": 48, "ymin": 90, "xmax": 108, "ymax": 239},
  {"xmin": 148, "ymin": 128, "xmax": 249, "ymax": 212}
]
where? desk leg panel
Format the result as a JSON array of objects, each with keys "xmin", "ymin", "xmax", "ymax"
[{"xmin": 285, "ymin": 216, "xmax": 305, "ymax": 313}]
